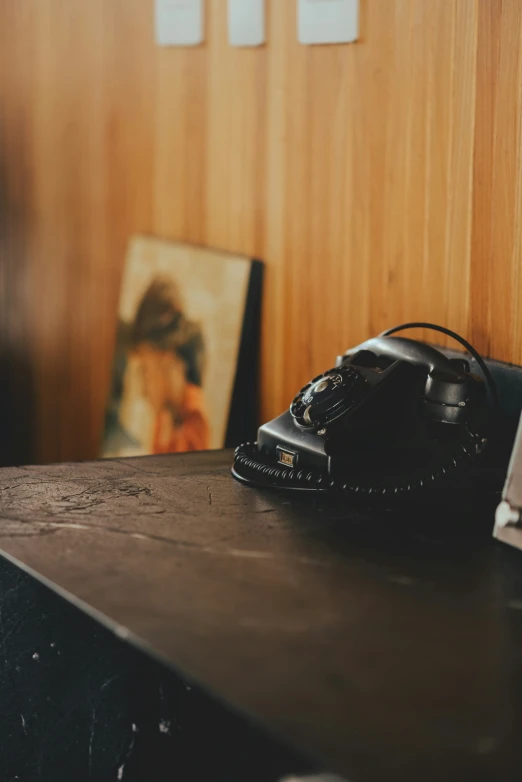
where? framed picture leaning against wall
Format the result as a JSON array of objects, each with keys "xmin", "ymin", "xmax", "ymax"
[{"xmin": 101, "ymin": 236, "xmax": 263, "ymax": 458}]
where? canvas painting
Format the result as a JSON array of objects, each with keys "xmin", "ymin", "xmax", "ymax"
[{"xmin": 102, "ymin": 236, "xmax": 260, "ymax": 457}]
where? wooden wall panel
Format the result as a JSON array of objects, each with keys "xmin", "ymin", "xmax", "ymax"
[
  {"xmin": 471, "ymin": 0, "xmax": 522, "ymax": 360},
  {"xmin": 0, "ymin": 0, "xmax": 521, "ymax": 464}
]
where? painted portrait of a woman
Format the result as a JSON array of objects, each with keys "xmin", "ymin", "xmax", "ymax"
[
  {"xmin": 101, "ymin": 236, "xmax": 253, "ymax": 459},
  {"xmin": 128, "ymin": 276, "xmax": 210, "ymax": 453}
]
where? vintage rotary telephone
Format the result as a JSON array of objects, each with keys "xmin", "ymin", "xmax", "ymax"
[{"xmin": 233, "ymin": 323, "xmax": 499, "ymax": 499}]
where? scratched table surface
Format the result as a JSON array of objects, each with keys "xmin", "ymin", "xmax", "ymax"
[{"xmin": 1, "ymin": 449, "xmax": 522, "ymax": 782}]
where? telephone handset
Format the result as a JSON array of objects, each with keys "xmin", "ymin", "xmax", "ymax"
[{"xmin": 233, "ymin": 323, "xmax": 498, "ymax": 499}]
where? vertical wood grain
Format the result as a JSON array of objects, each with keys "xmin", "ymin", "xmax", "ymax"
[
  {"xmin": 470, "ymin": 0, "xmax": 522, "ymax": 363},
  {"xmin": 478, "ymin": 0, "xmax": 522, "ymax": 364},
  {"xmin": 444, "ymin": 0, "xmax": 478, "ymax": 339},
  {"xmin": 0, "ymin": 0, "xmax": 521, "ymax": 463}
]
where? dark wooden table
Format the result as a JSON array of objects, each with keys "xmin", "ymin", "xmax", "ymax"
[{"xmin": 1, "ymin": 449, "xmax": 522, "ymax": 782}]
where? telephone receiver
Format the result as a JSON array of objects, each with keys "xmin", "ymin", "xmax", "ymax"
[{"xmin": 233, "ymin": 323, "xmax": 498, "ymax": 499}]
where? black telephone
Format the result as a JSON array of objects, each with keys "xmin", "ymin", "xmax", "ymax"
[{"xmin": 233, "ymin": 323, "xmax": 499, "ymax": 499}]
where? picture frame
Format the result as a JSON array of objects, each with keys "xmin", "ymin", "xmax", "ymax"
[{"xmin": 102, "ymin": 236, "xmax": 263, "ymax": 458}]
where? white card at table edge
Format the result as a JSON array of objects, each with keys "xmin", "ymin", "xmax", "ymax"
[
  {"xmin": 298, "ymin": 0, "xmax": 358, "ymax": 45},
  {"xmin": 155, "ymin": 0, "xmax": 204, "ymax": 47},
  {"xmin": 228, "ymin": 0, "xmax": 265, "ymax": 47}
]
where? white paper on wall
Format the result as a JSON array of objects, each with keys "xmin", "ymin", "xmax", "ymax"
[
  {"xmin": 298, "ymin": 0, "xmax": 358, "ymax": 45},
  {"xmin": 228, "ymin": 0, "xmax": 265, "ymax": 47},
  {"xmin": 155, "ymin": 0, "xmax": 204, "ymax": 47}
]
